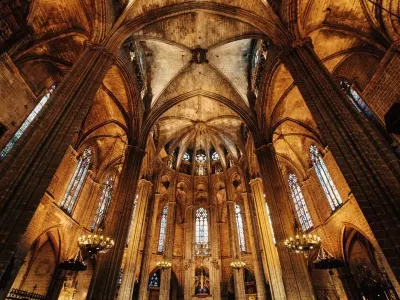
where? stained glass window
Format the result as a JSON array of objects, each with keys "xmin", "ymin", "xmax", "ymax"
[
  {"xmin": 211, "ymin": 151, "xmax": 219, "ymax": 161},
  {"xmin": 234, "ymin": 204, "xmax": 246, "ymax": 252},
  {"xmin": 0, "ymin": 84, "xmax": 57, "ymax": 160},
  {"xmin": 183, "ymin": 152, "xmax": 190, "ymax": 161},
  {"xmin": 60, "ymin": 148, "xmax": 92, "ymax": 214},
  {"xmin": 340, "ymin": 79, "xmax": 374, "ymax": 116},
  {"xmin": 310, "ymin": 145, "xmax": 342, "ymax": 210},
  {"xmin": 288, "ymin": 174, "xmax": 313, "ymax": 231},
  {"xmin": 92, "ymin": 176, "xmax": 115, "ymax": 231},
  {"xmin": 195, "ymin": 208, "xmax": 209, "ymax": 244},
  {"xmin": 126, "ymin": 194, "xmax": 138, "ymax": 247},
  {"xmin": 149, "ymin": 271, "xmax": 160, "ymax": 287},
  {"xmin": 340, "ymin": 79, "xmax": 400, "ymax": 156},
  {"xmin": 196, "ymin": 153, "xmax": 206, "ymax": 163},
  {"xmin": 157, "ymin": 205, "xmax": 168, "ymax": 252},
  {"xmin": 265, "ymin": 202, "xmax": 276, "ymax": 244}
]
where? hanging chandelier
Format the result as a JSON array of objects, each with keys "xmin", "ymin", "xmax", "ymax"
[
  {"xmin": 230, "ymin": 260, "xmax": 246, "ymax": 270},
  {"xmin": 77, "ymin": 234, "xmax": 115, "ymax": 255},
  {"xmin": 313, "ymin": 247, "xmax": 343, "ymax": 269},
  {"xmin": 156, "ymin": 259, "xmax": 172, "ymax": 270},
  {"xmin": 284, "ymin": 234, "xmax": 321, "ymax": 254}
]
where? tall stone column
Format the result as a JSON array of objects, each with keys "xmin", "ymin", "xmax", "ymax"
[
  {"xmin": 209, "ymin": 204, "xmax": 221, "ymax": 300},
  {"xmin": 118, "ymin": 179, "xmax": 153, "ymax": 300},
  {"xmin": 249, "ymin": 177, "xmax": 286, "ymax": 300},
  {"xmin": 138, "ymin": 193, "xmax": 161, "ymax": 300},
  {"xmin": 88, "ymin": 145, "xmax": 145, "ymax": 299},
  {"xmin": 159, "ymin": 196, "xmax": 176, "ymax": 299},
  {"xmin": 184, "ymin": 205, "xmax": 194, "ymax": 299},
  {"xmin": 226, "ymin": 186, "xmax": 246, "ymax": 299},
  {"xmin": 241, "ymin": 192, "xmax": 267, "ymax": 300},
  {"xmin": 0, "ymin": 42, "xmax": 117, "ymax": 296},
  {"xmin": 255, "ymin": 144, "xmax": 315, "ymax": 300},
  {"xmin": 281, "ymin": 38, "xmax": 400, "ymax": 280}
]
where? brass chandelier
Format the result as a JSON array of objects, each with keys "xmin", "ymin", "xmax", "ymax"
[
  {"xmin": 78, "ymin": 234, "xmax": 115, "ymax": 255},
  {"xmin": 156, "ymin": 260, "xmax": 172, "ymax": 270},
  {"xmin": 230, "ymin": 260, "xmax": 246, "ymax": 270},
  {"xmin": 284, "ymin": 234, "xmax": 321, "ymax": 254}
]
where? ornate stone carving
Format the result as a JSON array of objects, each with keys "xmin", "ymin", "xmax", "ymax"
[
  {"xmin": 190, "ymin": 48, "xmax": 208, "ymax": 64},
  {"xmin": 215, "ymin": 185, "xmax": 227, "ymax": 223},
  {"xmin": 176, "ymin": 183, "xmax": 187, "ymax": 223},
  {"xmin": 211, "ymin": 259, "xmax": 220, "ymax": 270},
  {"xmin": 195, "ymin": 183, "xmax": 208, "ymax": 206}
]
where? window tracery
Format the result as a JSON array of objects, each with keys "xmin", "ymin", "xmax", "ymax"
[
  {"xmin": 91, "ymin": 176, "xmax": 114, "ymax": 231},
  {"xmin": 60, "ymin": 148, "xmax": 92, "ymax": 214},
  {"xmin": 195, "ymin": 207, "xmax": 208, "ymax": 244},
  {"xmin": 149, "ymin": 271, "xmax": 160, "ymax": 287},
  {"xmin": 288, "ymin": 173, "xmax": 313, "ymax": 231},
  {"xmin": 211, "ymin": 151, "xmax": 219, "ymax": 161},
  {"xmin": 183, "ymin": 152, "xmax": 190, "ymax": 161},
  {"xmin": 157, "ymin": 205, "xmax": 168, "ymax": 252},
  {"xmin": 310, "ymin": 145, "xmax": 342, "ymax": 210},
  {"xmin": 234, "ymin": 204, "xmax": 246, "ymax": 252},
  {"xmin": 196, "ymin": 153, "xmax": 206, "ymax": 163},
  {"xmin": 0, "ymin": 84, "xmax": 57, "ymax": 160}
]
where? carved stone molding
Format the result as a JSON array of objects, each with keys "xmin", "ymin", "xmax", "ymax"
[{"xmin": 190, "ymin": 48, "xmax": 208, "ymax": 64}]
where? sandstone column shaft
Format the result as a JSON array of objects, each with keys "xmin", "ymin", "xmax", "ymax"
[
  {"xmin": 159, "ymin": 196, "xmax": 176, "ymax": 299},
  {"xmin": 88, "ymin": 145, "xmax": 145, "ymax": 299},
  {"xmin": 255, "ymin": 144, "xmax": 315, "ymax": 300},
  {"xmin": 0, "ymin": 43, "xmax": 116, "ymax": 297},
  {"xmin": 138, "ymin": 193, "xmax": 161, "ymax": 300},
  {"xmin": 118, "ymin": 179, "xmax": 153, "ymax": 299},
  {"xmin": 282, "ymin": 39, "xmax": 400, "ymax": 280},
  {"xmin": 241, "ymin": 192, "xmax": 268, "ymax": 300},
  {"xmin": 249, "ymin": 177, "xmax": 286, "ymax": 299},
  {"xmin": 226, "ymin": 196, "xmax": 246, "ymax": 299}
]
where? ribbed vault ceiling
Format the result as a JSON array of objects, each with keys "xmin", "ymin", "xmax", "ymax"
[{"xmin": 7, "ymin": 0, "xmax": 399, "ymax": 177}]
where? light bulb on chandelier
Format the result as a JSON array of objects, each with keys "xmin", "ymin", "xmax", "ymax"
[
  {"xmin": 156, "ymin": 260, "xmax": 172, "ymax": 270},
  {"xmin": 284, "ymin": 233, "xmax": 321, "ymax": 255}
]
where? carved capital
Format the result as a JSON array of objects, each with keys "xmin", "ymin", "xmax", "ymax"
[
  {"xmin": 84, "ymin": 40, "xmax": 118, "ymax": 63},
  {"xmin": 389, "ymin": 39, "xmax": 400, "ymax": 54},
  {"xmin": 249, "ymin": 177, "xmax": 263, "ymax": 187},
  {"xmin": 291, "ymin": 37, "xmax": 313, "ymax": 49},
  {"xmin": 280, "ymin": 37, "xmax": 314, "ymax": 59},
  {"xmin": 254, "ymin": 143, "xmax": 273, "ymax": 155}
]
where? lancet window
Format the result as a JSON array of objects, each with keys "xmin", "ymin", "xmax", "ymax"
[
  {"xmin": 126, "ymin": 194, "xmax": 138, "ymax": 247},
  {"xmin": 60, "ymin": 148, "xmax": 92, "ymax": 214},
  {"xmin": 234, "ymin": 204, "xmax": 246, "ymax": 252},
  {"xmin": 340, "ymin": 79, "xmax": 399, "ymax": 156},
  {"xmin": 211, "ymin": 151, "xmax": 219, "ymax": 161},
  {"xmin": 157, "ymin": 205, "xmax": 168, "ymax": 252},
  {"xmin": 310, "ymin": 145, "xmax": 342, "ymax": 210},
  {"xmin": 288, "ymin": 173, "xmax": 313, "ymax": 231},
  {"xmin": 0, "ymin": 84, "xmax": 57, "ymax": 160},
  {"xmin": 265, "ymin": 202, "xmax": 276, "ymax": 244},
  {"xmin": 149, "ymin": 271, "xmax": 160, "ymax": 287},
  {"xmin": 195, "ymin": 207, "xmax": 209, "ymax": 244},
  {"xmin": 91, "ymin": 176, "xmax": 115, "ymax": 231}
]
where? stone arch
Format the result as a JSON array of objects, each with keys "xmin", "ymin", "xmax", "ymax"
[
  {"xmin": 108, "ymin": 2, "xmax": 291, "ymax": 54},
  {"xmin": 10, "ymin": 228, "xmax": 61, "ymax": 296},
  {"xmin": 141, "ymin": 91, "xmax": 262, "ymax": 149}
]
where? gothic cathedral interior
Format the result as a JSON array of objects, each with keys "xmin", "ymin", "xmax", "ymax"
[{"xmin": 0, "ymin": 0, "xmax": 400, "ymax": 299}]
